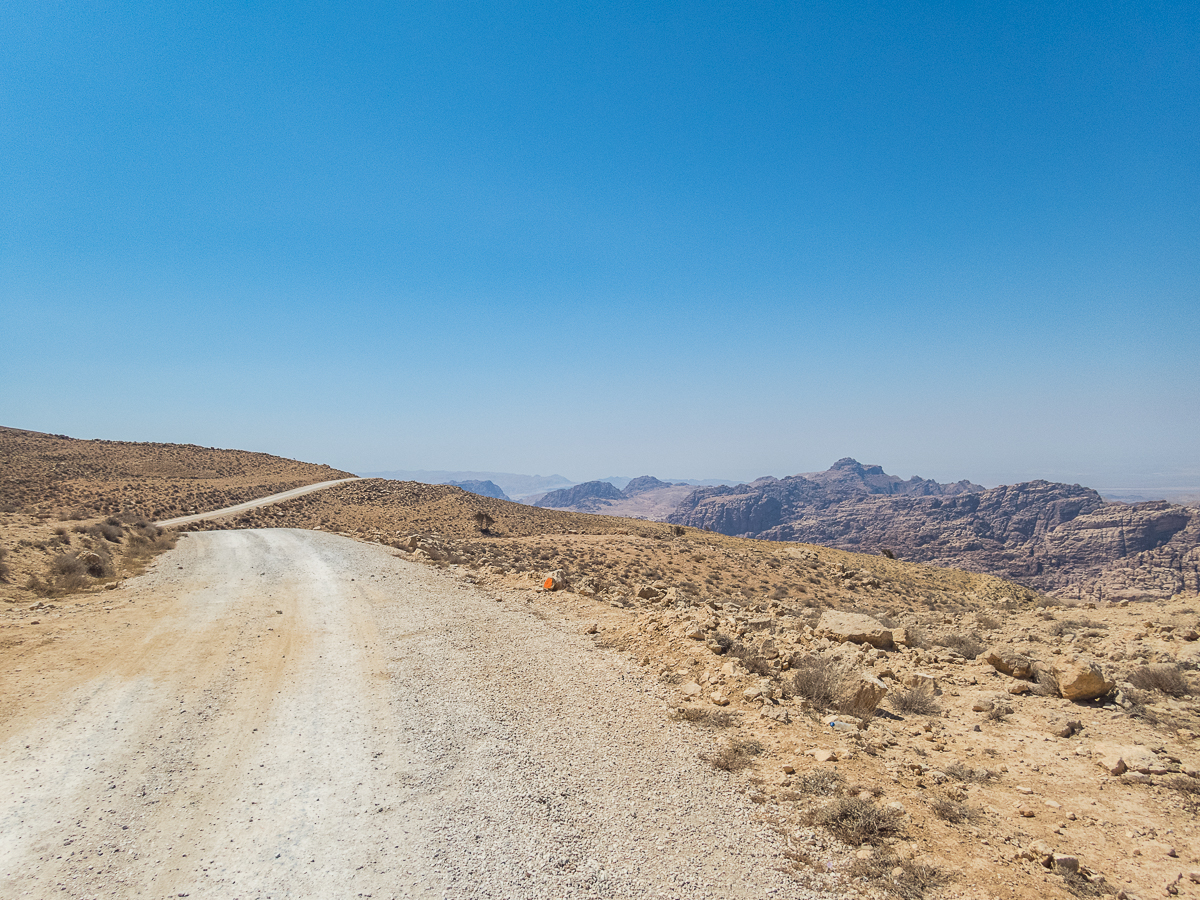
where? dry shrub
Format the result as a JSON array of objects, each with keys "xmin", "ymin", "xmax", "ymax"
[
  {"xmin": 975, "ymin": 613, "xmax": 1000, "ymax": 630},
  {"xmin": 703, "ymin": 736, "xmax": 764, "ymax": 772},
  {"xmin": 942, "ymin": 762, "xmax": 995, "ymax": 783},
  {"xmin": 0, "ymin": 548, "xmax": 9, "ymax": 582},
  {"xmin": 794, "ymin": 769, "xmax": 844, "ymax": 796},
  {"xmin": 87, "ymin": 522, "xmax": 125, "ymax": 543},
  {"xmin": 1061, "ymin": 870, "xmax": 1114, "ymax": 897},
  {"xmin": 1165, "ymin": 775, "xmax": 1200, "ymax": 797},
  {"xmin": 847, "ymin": 853, "xmax": 948, "ymax": 900},
  {"xmin": 814, "ymin": 797, "xmax": 905, "ymax": 845},
  {"xmin": 673, "ymin": 707, "xmax": 739, "ymax": 728},
  {"xmin": 935, "ymin": 631, "xmax": 984, "ymax": 659},
  {"xmin": 929, "ymin": 797, "xmax": 980, "ymax": 824},
  {"xmin": 786, "ymin": 654, "xmax": 851, "ymax": 710},
  {"xmin": 1128, "ymin": 664, "xmax": 1190, "ymax": 698},
  {"xmin": 730, "ymin": 643, "xmax": 774, "ymax": 676},
  {"xmin": 889, "ymin": 683, "xmax": 940, "ymax": 715}
]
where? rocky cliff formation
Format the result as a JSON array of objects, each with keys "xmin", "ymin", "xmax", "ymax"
[
  {"xmin": 533, "ymin": 480, "xmax": 625, "ymax": 511},
  {"xmin": 668, "ymin": 461, "xmax": 1200, "ymax": 602}
]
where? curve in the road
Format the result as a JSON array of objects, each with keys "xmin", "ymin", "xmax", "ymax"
[{"xmin": 155, "ymin": 476, "xmax": 360, "ymax": 527}]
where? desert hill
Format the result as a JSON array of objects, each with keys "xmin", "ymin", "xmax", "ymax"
[{"xmin": 0, "ymin": 426, "xmax": 354, "ymax": 519}]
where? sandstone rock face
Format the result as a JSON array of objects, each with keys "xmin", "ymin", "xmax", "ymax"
[
  {"xmin": 984, "ymin": 646, "xmax": 1036, "ymax": 679},
  {"xmin": 667, "ymin": 459, "xmax": 1200, "ymax": 602},
  {"xmin": 1051, "ymin": 656, "xmax": 1114, "ymax": 701},
  {"xmin": 816, "ymin": 611, "xmax": 893, "ymax": 648}
]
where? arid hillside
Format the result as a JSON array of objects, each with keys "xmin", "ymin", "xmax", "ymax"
[{"xmin": 0, "ymin": 426, "xmax": 354, "ymax": 519}]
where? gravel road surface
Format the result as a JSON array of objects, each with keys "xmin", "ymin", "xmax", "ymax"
[{"xmin": 1, "ymin": 529, "xmax": 839, "ymax": 899}]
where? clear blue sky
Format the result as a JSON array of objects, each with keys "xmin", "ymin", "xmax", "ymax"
[{"xmin": 2, "ymin": 2, "xmax": 1197, "ymax": 491}]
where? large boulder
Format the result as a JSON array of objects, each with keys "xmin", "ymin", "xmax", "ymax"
[
  {"xmin": 1051, "ymin": 655, "xmax": 1114, "ymax": 701},
  {"xmin": 984, "ymin": 646, "xmax": 1036, "ymax": 679},
  {"xmin": 817, "ymin": 611, "xmax": 893, "ymax": 648},
  {"xmin": 846, "ymin": 672, "xmax": 889, "ymax": 717}
]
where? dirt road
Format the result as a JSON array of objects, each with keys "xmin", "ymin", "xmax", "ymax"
[
  {"xmin": 154, "ymin": 478, "xmax": 360, "ymax": 527},
  {"xmin": 1, "ymin": 529, "xmax": 834, "ymax": 899}
]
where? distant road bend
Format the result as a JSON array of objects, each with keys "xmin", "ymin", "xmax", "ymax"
[{"xmin": 155, "ymin": 477, "xmax": 360, "ymax": 527}]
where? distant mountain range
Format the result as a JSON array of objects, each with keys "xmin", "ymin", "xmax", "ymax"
[
  {"xmin": 525, "ymin": 457, "xmax": 1198, "ymax": 603},
  {"xmin": 361, "ymin": 470, "xmax": 573, "ymax": 500},
  {"xmin": 444, "ymin": 480, "xmax": 510, "ymax": 501}
]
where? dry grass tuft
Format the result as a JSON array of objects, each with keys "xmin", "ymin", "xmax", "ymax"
[
  {"xmin": 673, "ymin": 707, "xmax": 739, "ymax": 728},
  {"xmin": 794, "ymin": 769, "xmax": 844, "ymax": 796},
  {"xmin": 786, "ymin": 654, "xmax": 850, "ymax": 710},
  {"xmin": 1128, "ymin": 664, "xmax": 1190, "ymax": 698},
  {"xmin": 847, "ymin": 853, "xmax": 949, "ymax": 899},
  {"xmin": 813, "ymin": 797, "xmax": 905, "ymax": 845},
  {"xmin": 934, "ymin": 631, "xmax": 984, "ymax": 659},
  {"xmin": 942, "ymin": 762, "xmax": 995, "ymax": 783},
  {"xmin": 929, "ymin": 797, "xmax": 980, "ymax": 824},
  {"xmin": 703, "ymin": 736, "xmax": 764, "ymax": 772},
  {"xmin": 889, "ymin": 683, "xmax": 940, "ymax": 715}
]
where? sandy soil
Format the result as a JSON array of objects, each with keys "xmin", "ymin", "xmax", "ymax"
[{"xmin": 0, "ymin": 529, "xmax": 840, "ymax": 899}]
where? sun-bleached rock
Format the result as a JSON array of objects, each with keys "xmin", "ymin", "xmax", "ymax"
[
  {"xmin": 816, "ymin": 611, "xmax": 893, "ymax": 648},
  {"xmin": 1051, "ymin": 655, "xmax": 1114, "ymax": 701}
]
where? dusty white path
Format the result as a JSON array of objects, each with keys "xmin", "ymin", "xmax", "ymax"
[
  {"xmin": 154, "ymin": 478, "xmax": 360, "ymax": 527},
  {"xmin": 0, "ymin": 530, "xmax": 838, "ymax": 899}
]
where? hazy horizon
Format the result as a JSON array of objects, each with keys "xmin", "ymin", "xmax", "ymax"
[{"xmin": 3, "ymin": 3, "xmax": 1196, "ymax": 493}]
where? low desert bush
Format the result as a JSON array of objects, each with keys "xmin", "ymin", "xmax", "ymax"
[
  {"xmin": 1061, "ymin": 870, "xmax": 1115, "ymax": 898},
  {"xmin": 786, "ymin": 655, "xmax": 850, "ymax": 710},
  {"xmin": 729, "ymin": 642, "xmax": 774, "ymax": 675},
  {"xmin": 929, "ymin": 797, "xmax": 980, "ymax": 824},
  {"xmin": 1128, "ymin": 664, "xmax": 1190, "ymax": 698},
  {"xmin": 0, "ymin": 548, "xmax": 9, "ymax": 582},
  {"xmin": 673, "ymin": 707, "xmax": 738, "ymax": 728},
  {"xmin": 974, "ymin": 613, "xmax": 1000, "ymax": 630},
  {"xmin": 942, "ymin": 762, "xmax": 995, "ymax": 783},
  {"xmin": 703, "ymin": 737, "xmax": 764, "ymax": 772},
  {"xmin": 1165, "ymin": 775, "xmax": 1200, "ymax": 797},
  {"xmin": 889, "ymin": 683, "xmax": 940, "ymax": 715},
  {"xmin": 86, "ymin": 522, "xmax": 125, "ymax": 543},
  {"xmin": 814, "ymin": 797, "xmax": 905, "ymax": 845},
  {"xmin": 935, "ymin": 631, "xmax": 983, "ymax": 659},
  {"xmin": 794, "ymin": 769, "xmax": 844, "ymax": 796},
  {"xmin": 847, "ymin": 852, "xmax": 948, "ymax": 900}
]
